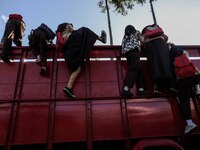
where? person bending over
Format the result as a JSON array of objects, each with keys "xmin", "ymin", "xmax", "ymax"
[{"xmin": 56, "ymin": 22, "xmax": 107, "ymax": 98}]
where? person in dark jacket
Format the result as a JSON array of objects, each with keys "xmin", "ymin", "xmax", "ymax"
[
  {"xmin": 1, "ymin": 14, "xmax": 26, "ymax": 63},
  {"xmin": 142, "ymin": 24, "xmax": 175, "ymax": 94},
  {"xmin": 56, "ymin": 22, "xmax": 107, "ymax": 98},
  {"xmin": 28, "ymin": 23, "xmax": 56, "ymax": 76},
  {"xmin": 169, "ymin": 43, "xmax": 199, "ymax": 134}
]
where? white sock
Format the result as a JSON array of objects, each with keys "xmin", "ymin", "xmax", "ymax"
[
  {"xmin": 186, "ymin": 119, "xmax": 193, "ymax": 126},
  {"xmin": 37, "ymin": 55, "xmax": 41, "ymax": 60},
  {"xmin": 139, "ymin": 88, "xmax": 144, "ymax": 92},
  {"xmin": 196, "ymin": 84, "xmax": 200, "ymax": 90},
  {"xmin": 124, "ymin": 86, "xmax": 129, "ymax": 91}
]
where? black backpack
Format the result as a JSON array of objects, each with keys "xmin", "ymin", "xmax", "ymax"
[{"xmin": 38, "ymin": 23, "xmax": 56, "ymax": 40}]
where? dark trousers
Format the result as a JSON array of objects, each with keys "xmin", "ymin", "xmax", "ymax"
[
  {"xmin": 2, "ymin": 19, "xmax": 22, "ymax": 57},
  {"xmin": 177, "ymin": 91, "xmax": 192, "ymax": 120},
  {"xmin": 176, "ymin": 74, "xmax": 200, "ymax": 120},
  {"xmin": 29, "ymin": 29, "xmax": 48, "ymax": 67},
  {"xmin": 63, "ymin": 27, "xmax": 98, "ymax": 72},
  {"xmin": 123, "ymin": 50, "xmax": 145, "ymax": 89}
]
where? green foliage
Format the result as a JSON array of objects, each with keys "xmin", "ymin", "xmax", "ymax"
[{"xmin": 98, "ymin": 0, "xmax": 157, "ymax": 15}]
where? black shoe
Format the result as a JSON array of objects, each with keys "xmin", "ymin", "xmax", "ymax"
[
  {"xmin": 137, "ymin": 90, "xmax": 147, "ymax": 95},
  {"xmin": 121, "ymin": 90, "xmax": 133, "ymax": 98},
  {"xmin": 169, "ymin": 88, "xmax": 178, "ymax": 94},
  {"xmin": 14, "ymin": 39, "xmax": 22, "ymax": 46},
  {"xmin": 153, "ymin": 85, "xmax": 162, "ymax": 95},
  {"xmin": 63, "ymin": 87, "xmax": 76, "ymax": 98},
  {"xmin": 40, "ymin": 67, "xmax": 46, "ymax": 76},
  {"xmin": 1, "ymin": 55, "xmax": 10, "ymax": 63},
  {"xmin": 101, "ymin": 30, "xmax": 107, "ymax": 44}
]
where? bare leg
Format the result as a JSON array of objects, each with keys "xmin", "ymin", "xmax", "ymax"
[{"xmin": 67, "ymin": 66, "xmax": 81, "ymax": 89}]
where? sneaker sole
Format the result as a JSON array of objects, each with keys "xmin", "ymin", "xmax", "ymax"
[
  {"xmin": 101, "ymin": 30, "xmax": 107, "ymax": 43},
  {"xmin": 63, "ymin": 89, "xmax": 76, "ymax": 98},
  {"xmin": 153, "ymin": 91, "xmax": 162, "ymax": 95},
  {"xmin": 185, "ymin": 125, "xmax": 197, "ymax": 134}
]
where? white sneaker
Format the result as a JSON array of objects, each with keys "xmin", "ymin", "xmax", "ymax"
[
  {"xmin": 195, "ymin": 84, "xmax": 200, "ymax": 95},
  {"xmin": 169, "ymin": 88, "xmax": 178, "ymax": 94},
  {"xmin": 184, "ymin": 123, "xmax": 197, "ymax": 134},
  {"xmin": 196, "ymin": 89, "xmax": 200, "ymax": 95},
  {"xmin": 153, "ymin": 85, "xmax": 162, "ymax": 95},
  {"xmin": 36, "ymin": 55, "xmax": 41, "ymax": 64}
]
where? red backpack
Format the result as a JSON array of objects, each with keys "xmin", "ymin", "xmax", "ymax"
[
  {"xmin": 9, "ymin": 14, "xmax": 23, "ymax": 20},
  {"xmin": 174, "ymin": 54, "xmax": 196, "ymax": 79},
  {"xmin": 145, "ymin": 24, "xmax": 164, "ymax": 38}
]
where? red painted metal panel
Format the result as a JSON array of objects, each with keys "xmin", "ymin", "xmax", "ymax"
[
  {"xmin": 0, "ymin": 104, "xmax": 12, "ymax": 145},
  {"xmin": 92, "ymin": 100, "xmax": 124, "ymax": 140},
  {"xmin": 0, "ymin": 63, "xmax": 19, "ymax": 84},
  {"xmin": 13, "ymin": 103, "xmax": 49, "ymax": 144},
  {"xmin": 21, "ymin": 84, "xmax": 51, "ymax": 99},
  {"xmin": 89, "ymin": 46, "xmax": 120, "ymax": 58},
  {"xmin": 0, "ymin": 63, "xmax": 19, "ymax": 100},
  {"xmin": 0, "ymin": 45, "xmax": 200, "ymax": 150},
  {"xmin": 0, "ymin": 85, "xmax": 16, "ymax": 100},
  {"xmin": 21, "ymin": 62, "xmax": 52, "ymax": 99},
  {"xmin": 54, "ymin": 101, "xmax": 87, "ymax": 142},
  {"xmin": 56, "ymin": 62, "xmax": 87, "ymax": 98},
  {"xmin": 90, "ymin": 61, "xmax": 119, "ymax": 97},
  {"xmin": 90, "ymin": 50, "xmax": 117, "ymax": 58},
  {"xmin": 127, "ymin": 98, "xmax": 179, "ymax": 138},
  {"xmin": 23, "ymin": 62, "xmax": 52, "ymax": 82}
]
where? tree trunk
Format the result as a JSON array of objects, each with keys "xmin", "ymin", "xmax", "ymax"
[
  {"xmin": 105, "ymin": 0, "xmax": 113, "ymax": 45},
  {"xmin": 150, "ymin": 0, "xmax": 157, "ymax": 24}
]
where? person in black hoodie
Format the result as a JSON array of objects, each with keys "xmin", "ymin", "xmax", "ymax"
[
  {"xmin": 28, "ymin": 23, "xmax": 56, "ymax": 76},
  {"xmin": 56, "ymin": 22, "xmax": 107, "ymax": 98}
]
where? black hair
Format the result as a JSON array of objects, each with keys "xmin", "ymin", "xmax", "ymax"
[
  {"xmin": 56, "ymin": 22, "xmax": 73, "ymax": 33},
  {"xmin": 124, "ymin": 25, "xmax": 136, "ymax": 36}
]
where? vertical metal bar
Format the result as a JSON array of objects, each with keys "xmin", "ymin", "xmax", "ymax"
[
  {"xmin": 120, "ymin": 99, "xmax": 130, "ymax": 137},
  {"xmin": 46, "ymin": 102, "xmax": 55, "ymax": 150},
  {"xmin": 116, "ymin": 53, "xmax": 132, "ymax": 150},
  {"xmin": 46, "ymin": 49, "xmax": 59, "ymax": 150},
  {"xmin": 116, "ymin": 54, "xmax": 131, "ymax": 137},
  {"xmin": 4, "ymin": 103, "xmax": 19, "ymax": 150},
  {"xmin": 86, "ymin": 101, "xmax": 93, "ymax": 150},
  {"xmin": 50, "ymin": 49, "xmax": 59, "ymax": 99},
  {"xmin": 85, "ymin": 59, "xmax": 93, "ymax": 150},
  {"xmin": 169, "ymin": 97, "xmax": 183, "ymax": 134},
  {"xmin": 85, "ymin": 58, "xmax": 91, "ymax": 98},
  {"xmin": 4, "ymin": 48, "xmax": 26, "ymax": 150},
  {"xmin": 169, "ymin": 97, "xmax": 187, "ymax": 147}
]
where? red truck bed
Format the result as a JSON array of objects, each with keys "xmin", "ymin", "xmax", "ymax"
[{"xmin": 0, "ymin": 45, "xmax": 200, "ymax": 150}]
